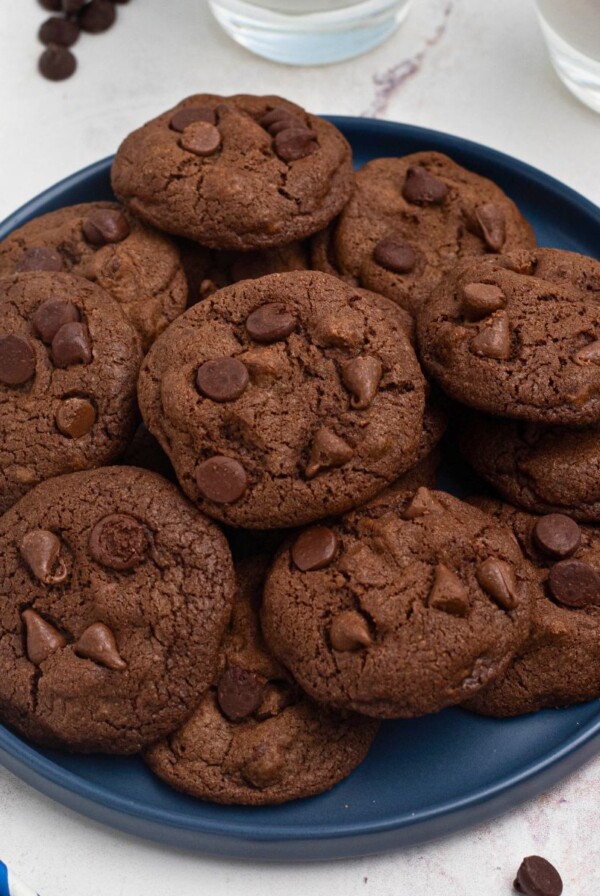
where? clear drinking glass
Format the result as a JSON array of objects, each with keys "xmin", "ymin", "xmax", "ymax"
[
  {"xmin": 533, "ymin": 0, "xmax": 600, "ymax": 113},
  {"xmin": 208, "ymin": 0, "xmax": 414, "ymax": 66}
]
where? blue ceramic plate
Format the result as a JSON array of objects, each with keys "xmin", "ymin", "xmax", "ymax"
[{"xmin": 1, "ymin": 118, "xmax": 599, "ymax": 861}]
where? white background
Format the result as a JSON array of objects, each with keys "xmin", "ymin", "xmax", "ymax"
[{"xmin": 1, "ymin": 1, "xmax": 600, "ymax": 894}]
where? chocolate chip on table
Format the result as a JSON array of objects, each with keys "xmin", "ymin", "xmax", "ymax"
[
  {"xmin": 89, "ymin": 514, "xmax": 149, "ymax": 570},
  {"xmin": 32, "ymin": 299, "xmax": 80, "ymax": 344},
  {"xmin": 196, "ymin": 456, "xmax": 248, "ymax": 504},
  {"xmin": 291, "ymin": 526, "xmax": 338, "ymax": 571},
  {"xmin": 74, "ymin": 622, "xmax": 127, "ymax": 670},
  {"xmin": 373, "ymin": 236, "xmax": 416, "ymax": 274},
  {"xmin": 15, "ymin": 246, "xmax": 64, "ymax": 273},
  {"xmin": 341, "ymin": 355, "xmax": 383, "ymax": 410},
  {"xmin": 77, "ymin": 0, "xmax": 116, "ymax": 33},
  {"xmin": 514, "ymin": 855, "xmax": 563, "ymax": 896},
  {"xmin": 474, "ymin": 202, "xmax": 506, "ymax": 252},
  {"xmin": 461, "ymin": 282, "xmax": 506, "ymax": 319},
  {"xmin": 82, "ymin": 209, "xmax": 130, "ymax": 245},
  {"xmin": 22, "ymin": 609, "xmax": 66, "ymax": 665},
  {"xmin": 402, "ymin": 165, "xmax": 448, "ymax": 205},
  {"xmin": 179, "ymin": 121, "xmax": 222, "ymax": 157},
  {"xmin": 51, "ymin": 321, "xmax": 92, "ymax": 367},
  {"xmin": 38, "ymin": 44, "xmax": 77, "ymax": 81},
  {"xmin": 20, "ymin": 529, "xmax": 67, "ymax": 584},
  {"xmin": 55, "ymin": 397, "xmax": 96, "ymax": 438},
  {"xmin": 246, "ymin": 303, "xmax": 296, "ymax": 343},
  {"xmin": 38, "ymin": 15, "xmax": 80, "ymax": 47},
  {"xmin": 476, "ymin": 557, "xmax": 518, "ymax": 609},
  {"xmin": 217, "ymin": 665, "xmax": 265, "ymax": 722},
  {"xmin": 273, "ymin": 128, "xmax": 318, "ymax": 162},
  {"xmin": 548, "ymin": 559, "xmax": 600, "ymax": 608},
  {"xmin": 196, "ymin": 357, "xmax": 249, "ymax": 402},
  {"xmin": 330, "ymin": 610, "xmax": 372, "ymax": 651},
  {"xmin": 0, "ymin": 334, "xmax": 36, "ymax": 386},
  {"xmin": 169, "ymin": 107, "xmax": 216, "ymax": 132},
  {"xmin": 533, "ymin": 514, "xmax": 581, "ymax": 559}
]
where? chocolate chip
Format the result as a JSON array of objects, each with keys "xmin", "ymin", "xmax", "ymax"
[
  {"xmin": 32, "ymin": 299, "xmax": 80, "ymax": 344},
  {"xmin": 38, "ymin": 45, "xmax": 77, "ymax": 81},
  {"xmin": 89, "ymin": 514, "xmax": 149, "ymax": 570},
  {"xmin": 196, "ymin": 357, "xmax": 249, "ymax": 402},
  {"xmin": 291, "ymin": 526, "xmax": 338, "ymax": 571},
  {"xmin": 403, "ymin": 487, "xmax": 444, "ymax": 519},
  {"xmin": 330, "ymin": 610, "xmax": 372, "ymax": 651},
  {"xmin": 255, "ymin": 681, "xmax": 297, "ymax": 720},
  {"xmin": 477, "ymin": 558, "xmax": 518, "ymax": 610},
  {"xmin": 62, "ymin": 0, "xmax": 85, "ymax": 11},
  {"xmin": 429, "ymin": 563, "xmax": 470, "ymax": 616},
  {"xmin": 260, "ymin": 106, "xmax": 302, "ymax": 133},
  {"xmin": 169, "ymin": 106, "xmax": 216, "ymax": 132},
  {"xmin": 474, "ymin": 202, "xmax": 506, "ymax": 252},
  {"xmin": 51, "ymin": 321, "xmax": 92, "ymax": 367},
  {"xmin": 470, "ymin": 311, "xmax": 511, "ymax": 360},
  {"xmin": 55, "ymin": 397, "xmax": 96, "ymax": 438},
  {"xmin": 341, "ymin": 355, "xmax": 383, "ymax": 410},
  {"xmin": 74, "ymin": 622, "xmax": 127, "ymax": 670},
  {"xmin": 217, "ymin": 664, "xmax": 265, "ymax": 722},
  {"xmin": 39, "ymin": 16, "xmax": 80, "ymax": 47},
  {"xmin": 305, "ymin": 427, "xmax": 353, "ymax": 478},
  {"xmin": 274, "ymin": 128, "xmax": 318, "ymax": 162},
  {"xmin": 179, "ymin": 122, "xmax": 222, "ymax": 157},
  {"xmin": 246, "ymin": 303, "xmax": 296, "ymax": 343},
  {"xmin": 241, "ymin": 742, "xmax": 286, "ymax": 789},
  {"xmin": 0, "ymin": 334, "xmax": 36, "ymax": 386},
  {"xmin": 514, "ymin": 855, "xmax": 563, "ymax": 896},
  {"xmin": 15, "ymin": 246, "xmax": 64, "ymax": 273},
  {"xmin": 22, "ymin": 609, "xmax": 66, "ymax": 665},
  {"xmin": 533, "ymin": 514, "xmax": 581, "ymax": 559},
  {"xmin": 402, "ymin": 166, "xmax": 448, "ymax": 205},
  {"xmin": 373, "ymin": 236, "xmax": 416, "ymax": 274},
  {"xmin": 20, "ymin": 529, "xmax": 68, "ymax": 585},
  {"xmin": 548, "ymin": 559, "xmax": 600, "ymax": 608},
  {"xmin": 575, "ymin": 340, "xmax": 600, "ymax": 365},
  {"xmin": 461, "ymin": 282, "xmax": 506, "ymax": 319},
  {"xmin": 77, "ymin": 0, "xmax": 116, "ymax": 33},
  {"xmin": 196, "ymin": 456, "xmax": 248, "ymax": 504},
  {"xmin": 82, "ymin": 209, "xmax": 130, "ymax": 246}
]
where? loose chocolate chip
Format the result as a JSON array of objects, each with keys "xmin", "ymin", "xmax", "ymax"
[
  {"xmin": 55, "ymin": 397, "xmax": 96, "ymax": 438},
  {"xmin": 169, "ymin": 106, "xmax": 216, "ymax": 132},
  {"xmin": 22, "ymin": 609, "xmax": 66, "ymax": 665},
  {"xmin": 74, "ymin": 622, "xmax": 127, "ymax": 670},
  {"xmin": 82, "ymin": 209, "xmax": 130, "ymax": 246},
  {"xmin": 341, "ymin": 355, "xmax": 383, "ymax": 410},
  {"xmin": 246, "ymin": 303, "xmax": 296, "ymax": 343},
  {"xmin": 196, "ymin": 357, "xmax": 249, "ymax": 402},
  {"xmin": 291, "ymin": 526, "xmax": 338, "ymax": 571},
  {"xmin": 402, "ymin": 166, "xmax": 448, "ymax": 205},
  {"xmin": 474, "ymin": 202, "xmax": 506, "ymax": 252},
  {"xmin": 429, "ymin": 563, "xmax": 470, "ymax": 616},
  {"xmin": 241, "ymin": 742, "xmax": 286, "ymax": 789},
  {"xmin": 77, "ymin": 0, "xmax": 116, "ymax": 33},
  {"xmin": 514, "ymin": 855, "xmax": 563, "ymax": 896},
  {"xmin": 373, "ymin": 236, "xmax": 416, "ymax": 274},
  {"xmin": 51, "ymin": 321, "xmax": 92, "ymax": 367},
  {"xmin": 274, "ymin": 128, "xmax": 318, "ymax": 162},
  {"xmin": 477, "ymin": 557, "xmax": 518, "ymax": 610},
  {"xmin": 575, "ymin": 340, "xmax": 600, "ymax": 365},
  {"xmin": 548, "ymin": 559, "xmax": 600, "ymax": 608},
  {"xmin": 38, "ymin": 45, "xmax": 77, "ymax": 81},
  {"xmin": 20, "ymin": 529, "xmax": 67, "ymax": 585},
  {"xmin": 0, "ymin": 334, "xmax": 35, "ymax": 386},
  {"xmin": 403, "ymin": 487, "xmax": 444, "ymax": 519},
  {"xmin": 305, "ymin": 427, "xmax": 353, "ymax": 478},
  {"xmin": 461, "ymin": 282, "xmax": 506, "ymax": 319},
  {"xmin": 32, "ymin": 299, "xmax": 80, "ymax": 344},
  {"xmin": 533, "ymin": 514, "xmax": 581, "ymax": 559},
  {"xmin": 330, "ymin": 610, "xmax": 372, "ymax": 651},
  {"xmin": 179, "ymin": 122, "xmax": 222, "ymax": 157},
  {"xmin": 39, "ymin": 16, "xmax": 80, "ymax": 47},
  {"xmin": 15, "ymin": 246, "xmax": 64, "ymax": 273},
  {"xmin": 217, "ymin": 665, "xmax": 265, "ymax": 722},
  {"xmin": 196, "ymin": 456, "xmax": 248, "ymax": 504},
  {"xmin": 89, "ymin": 514, "xmax": 149, "ymax": 570},
  {"xmin": 470, "ymin": 311, "xmax": 511, "ymax": 360}
]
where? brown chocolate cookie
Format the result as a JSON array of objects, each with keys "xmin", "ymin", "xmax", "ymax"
[
  {"xmin": 417, "ymin": 249, "xmax": 600, "ymax": 426},
  {"xmin": 311, "ymin": 152, "xmax": 535, "ymax": 316},
  {"xmin": 261, "ymin": 489, "xmax": 533, "ymax": 718},
  {"xmin": 0, "ymin": 272, "xmax": 141, "ymax": 514},
  {"xmin": 465, "ymin": 500, "xmax": 600, "ymax": 715},
  {"xmin": 0, "ymin": 202, "xmax": 187, "ymax": 350},
  {"xmin": 145, "ymin": 556, "xmax": 379, "ymax": 804},
  {"xmin": 0, "ymin": 466, "xmax": 235, "ymax": 752},
  {"xmin": 138, "ymin": 271, "xmax": 426, "ymax": 529},
  {"xmin": 111, "ymin": 95, "xmax": 354, "ymax": 251}
]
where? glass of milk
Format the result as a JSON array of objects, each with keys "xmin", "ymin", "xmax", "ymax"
[
  {"xmin": 534, "ymin": 0, "xmax": 600, "ymax": 112},
  {"xmin": 208, "ymin": 0, "xmax": 414, "ymax": 65}
]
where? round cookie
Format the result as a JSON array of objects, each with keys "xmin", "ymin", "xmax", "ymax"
[
  {"xmin": 465, "ymin": 500, "xmax": 600, "ymax": 715},
  {"xmin": 0, "ymin": 272, "xmax": 142, "ymax": 515},
  {"xmin": 111, "ymin": 94, "xmax": 354, "ymax": 251},
  {"xmin": 0, "ymin": 202, "xmax": 188, "ymax": 350},
  {"xmin": 261, "ymin": 489, "xmax": 533, "ymax": 718},
  {"xmin": 0, "ymin": 466, "xmax": 235, "ymax": 753},
  {"xmin": 138, "ymin": 270, "xmax": 426, "ymax": 529},
  {"xmin": 417, "ymin": 249, "xmax": 600, "ymax": 426},
  {"xmin": 145, "ymin": 556, "xmax": 379, "ymax": 805},
  {"xmin": 311, "ymin": 152, "xmax": 535, "ymax": 316}
]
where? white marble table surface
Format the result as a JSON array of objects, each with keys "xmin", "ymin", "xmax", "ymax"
[{"xmin": 1, "ymin": 1, "xmax": 600, "ymax": 894}]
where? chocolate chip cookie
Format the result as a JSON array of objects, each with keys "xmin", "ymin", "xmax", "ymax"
[
  {"xmin": 111, "ymin": 95, "xmax": 354, "ymax": 251},
  {"xmin": 145, "ymin": 556, "xmax": 379, "ymax": 804},
  {"xmin": 261, "ymin": 489, "xmax": 533, "ymax": 718},
  {"xmin": 0, "ymin": 272, "xmax": 142, "ymax": 514},
  {"xmin": 311, "ymin": 152, "xmax": 535, "ymax": 316},
  {"xmin": 0, "ymin": 202, "xmax": 187, "ymax": 350},
  {"xmin": 0, "ymin": 466, "xmax": 235, "ymax": 752},
  {"xmin": 138, "ymin": 271, "xmax": 426, "ymax": 529},
  {"xmin": 417, "ymin": 249, "xmax": 600, "ymax": 426},
  {"xmin": 465, "ymin": 500, "xmax": 600, "ymax": 715}
]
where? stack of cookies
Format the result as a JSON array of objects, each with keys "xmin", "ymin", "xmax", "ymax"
[{"xmin": 0, "ymin": 93, "xmax": 598, "ymax": 807}]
